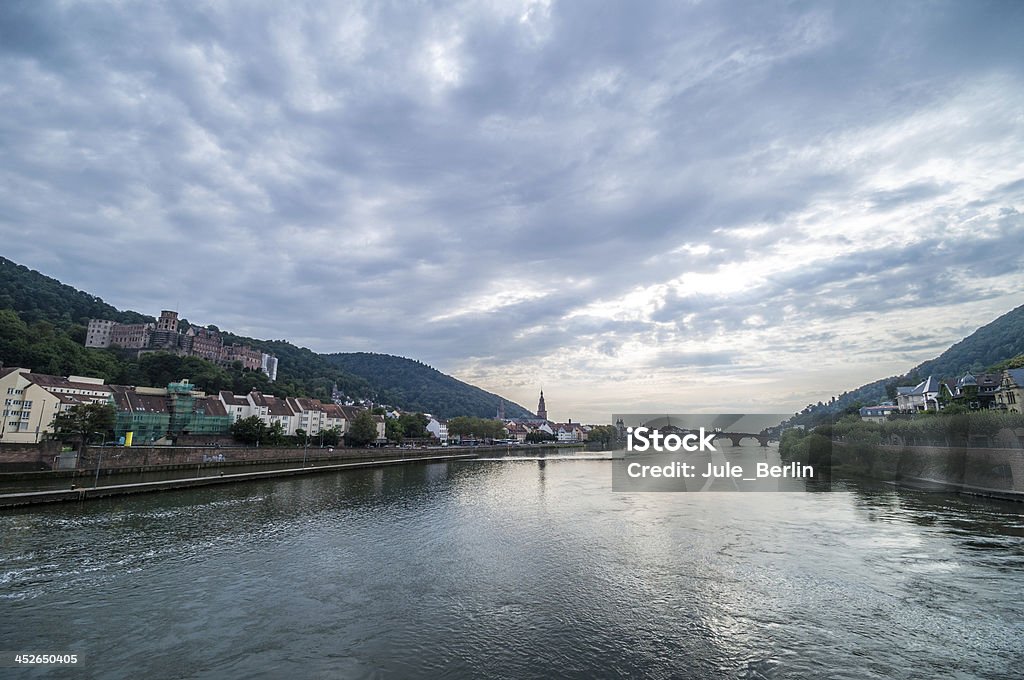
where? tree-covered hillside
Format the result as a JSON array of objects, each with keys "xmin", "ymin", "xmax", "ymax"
[
  {"xmin": 0, "ymin": 256, "xmax": 151, "ymax": 325},
  {"xmin": 323, "ymin": 352, "xmax": 533, "ymax": 419},
  {"xmin": 913, "ymin": 303, "xmax": 1024, "ymax": 378},
  {"xmin": 0, "ymin": 256, "xmax": 529, "ymax": 417},
  {"xmin": 791, "ymin": 302, "xmax": 1024, "ymax": 426},
  {"xmin": 220, "ymin": 333, "xmax": 372, "ymax": 402}
]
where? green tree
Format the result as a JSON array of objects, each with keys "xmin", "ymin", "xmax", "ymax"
[
  {"xmin": 320, "ymin": 427, "xmax": 341, "ymax": 447},
  {"xmin": 52, "ymin": 402, "xmax": 116, "ymax": 453},
  {"xmin": 385, "ymin": 418, "xmax": 404, "ymax": 443},
  {"xmin": 398, "ymin": 412, "xmax": 429, "ymax": 438},
  {"xmin": 447, "ymin": 416, "xmax": 506, "ymax": 439},
  {"xmin": 230, "ymin": 415, "xmax": 267, "ymax": 446},
  {"xmin": 347, "ymin": 411, "xmax": 378, "ymax": 447},
  {"xmin": 266, "ymin": 421, "xmax": 286, "ymax": 446},
  {"xmin": 587, "ymin": 425, "xmax": 617, "ymax": 446}
]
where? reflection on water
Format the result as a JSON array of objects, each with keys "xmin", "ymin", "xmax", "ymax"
[{"xmin": 1, "ymin": 456, "xmax": 1022, "ymax": 679}]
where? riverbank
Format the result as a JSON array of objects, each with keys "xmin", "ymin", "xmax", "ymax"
[
  {"xmin": 0, "ymin": 441, "xmax": 584, "ymax": 480},
  {"xmin": 0, "ymin": 452, "xmax": 480, "ymax": 508},
  {"xmin": 831, "ymin": 442, "xmax": 1024, "ymax": 502}
]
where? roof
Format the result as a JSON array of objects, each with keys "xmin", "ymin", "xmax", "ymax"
[
  {"xmin": 194, "ymin": 397, "xmax": 228, "ymax": 417},
  {"xmin": 219, "ymin": 390, "xmax": 249, "ymax": 406},
  {"xmin": 262, "ymin": 395, "xmax": 294, "ymax": 417},
  {"xmin": 111, "ymin": 386, "xmax": 169, "ymax": 413},
  {"xmin": 904, "ymin": 376, "xmax": 940, "ymax": 396},
  {"xmin": 977, "ymin": 374, "xmax": 1002, "ymax": 391},
  {"xmin": 322, "ymin": 403, "xmax": 346, "ymax": 420},
  {"xmin": 25, "ymin": 373, "xmax": 113, "ymax": 393},
  {"xmin": 55, "ymin": 393, "xmax": 95, "ymax": 406},
  {"xmin": 295, "ymin": 397, "xmax": 326, "ymax": 412},
  {"xmin": 338, "ymin": 406, "xmax": 363, "ymax": 421},
  {"xmin": 1006, "ymin": 368, "xmax": 1024, "ymax": 387}
]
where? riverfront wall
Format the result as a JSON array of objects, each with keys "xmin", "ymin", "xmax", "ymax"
[
  {"xmin": 0, "ymin": 453, "xmax": 481, "ymax": 508},
  {"xmin": 0, "ymin": 441, "xmax": 60, "ymax": 470},
  {"xmin": 835, "ymin": 443, "xmax": 1024, "ymax": 501},
  {"xmin": 0, "ymin": 442, "xmax": 584, "ymax": 480},
  {"xmin": 0, "ymin": 443, "xmax": 454, "ymax": 472}
]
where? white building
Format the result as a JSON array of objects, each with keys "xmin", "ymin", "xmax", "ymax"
[
  {"xmin": 288, "ymin": 397, "xmax": 327, "ymax": 436},
  {"xmin": 261, "ymin": 353, "xmax": 278, "ymax": 382},
  {"xmin": 895, "ymin": 376, "xmax": 943, "ymax": 412},
  {"xmin": 426, "ymin": 416, "xmax": 449, "ymax": 442}
]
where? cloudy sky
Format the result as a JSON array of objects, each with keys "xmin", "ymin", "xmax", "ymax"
[{"xmin": 2, "ymin": 1, "xmax": 1023, "ymax": 422}]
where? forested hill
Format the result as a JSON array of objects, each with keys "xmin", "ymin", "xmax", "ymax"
[
  {"xmin": 0, "ymin": 256, "xmax": 531, "ymax": 418},
  {"xmin": 791, "ymin": 302, "xmax": 1024, "ymax": 426},
  {"xmin": 323, "ymin": 352, "xmax": 533, "ymax": 419},
  {"xmin": 0, "ymin": 256, "xmax": 151, "ymax": 325},
  {"xmin": 913, "ymin": 303, "xmax": 1024, "ymax": 377}
]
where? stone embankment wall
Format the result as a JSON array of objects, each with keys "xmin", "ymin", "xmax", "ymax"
[
  {"xmin": 0, "ymin": 441, "xmax": 60, "ymax": 469},
  {"xmin": 840, "ymin": 443, "xmax": 1024, "ymax": 500},
  {"xmin": 1, "ymin": 444, "xmax": 406, "ymax": 474}
]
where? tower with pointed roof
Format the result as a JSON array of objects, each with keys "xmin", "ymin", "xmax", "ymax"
[{"xmin": 536, "ymin": 390, "xmax": 547, "ymax": 421}]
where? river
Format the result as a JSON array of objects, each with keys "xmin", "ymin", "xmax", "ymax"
[{"xmin": 2, "ymin": 451, "xmax": 1022, "ymax": 678}]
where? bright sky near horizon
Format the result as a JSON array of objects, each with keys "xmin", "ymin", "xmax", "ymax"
[{"xmin": 2, "ymin": 1, "xmax": 1023, "ymax": 423}]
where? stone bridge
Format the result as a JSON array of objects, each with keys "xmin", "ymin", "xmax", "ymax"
[
  {"xmin": 647, "ymin": 421, "xmax": 774, "ymax": 448},
  {"xmin": 651, "ymin": 424, "xmax": 776, "ymax": 448},
  {"xmin": 714, "ymin": 432, "xmax": 774, "ymax": 447}
]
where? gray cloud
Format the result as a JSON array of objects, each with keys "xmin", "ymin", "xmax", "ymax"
[{"xmin": 2, "ymin": 0, "xmax": 1024, "ymax": 419}]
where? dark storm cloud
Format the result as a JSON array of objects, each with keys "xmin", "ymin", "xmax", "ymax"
[{"xmin": 1, "ymin": 0, "xmax": 1023, "ymax": 410}]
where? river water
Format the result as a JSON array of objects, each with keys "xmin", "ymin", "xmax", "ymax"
[{"xmin": 2, "ymin": 452, "xmax": 1023, "ymax": 679}]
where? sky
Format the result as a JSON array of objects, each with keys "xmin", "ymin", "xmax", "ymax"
[{"xmin": 2, "ymin": 0, "xmax": 1024, "ymax": 423}]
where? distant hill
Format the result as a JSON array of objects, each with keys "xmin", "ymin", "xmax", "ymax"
[
  {"xmin": 0, "ymin": 257, "xmax": 532, "ymax": 418},
  {"xmin": 913, "ymin": 304, "xmax": 1024, "ymax": 377},
  {"xmin": 793, "ymin": 302, "xmax": 1024, "ymax": 425},
  {"xmin": 0, "ymin": 256, "xmax": 151, "ymax": 325},
  {"xmin": 323, "ymin": 352, "xmax": 533, "ymax": 419}
]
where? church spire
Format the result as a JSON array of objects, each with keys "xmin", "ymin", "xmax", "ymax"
[{"xmin": 537, "ymin": 390, "xmax": 547, "ymax": 421}]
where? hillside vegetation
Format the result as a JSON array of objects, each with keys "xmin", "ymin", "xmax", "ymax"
[
  {"xmin": 0, "ymin": 257, "xmax": 530, "ymax": 417},
  {"xmin": 323, "ymin": 352, "xmax": 532, "ymax": 419},
  {"xmin": 0, "ymin": 256, "xmax": 151, "ymax": 326},
  {"xmin": 791, "ymin": 302, "xmax": 1024, "ymax": 426}
]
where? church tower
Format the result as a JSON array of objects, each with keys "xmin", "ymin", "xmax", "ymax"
[{"xmin": 536, "ymin": 390, "xmax": 547, "ymax": 421}]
